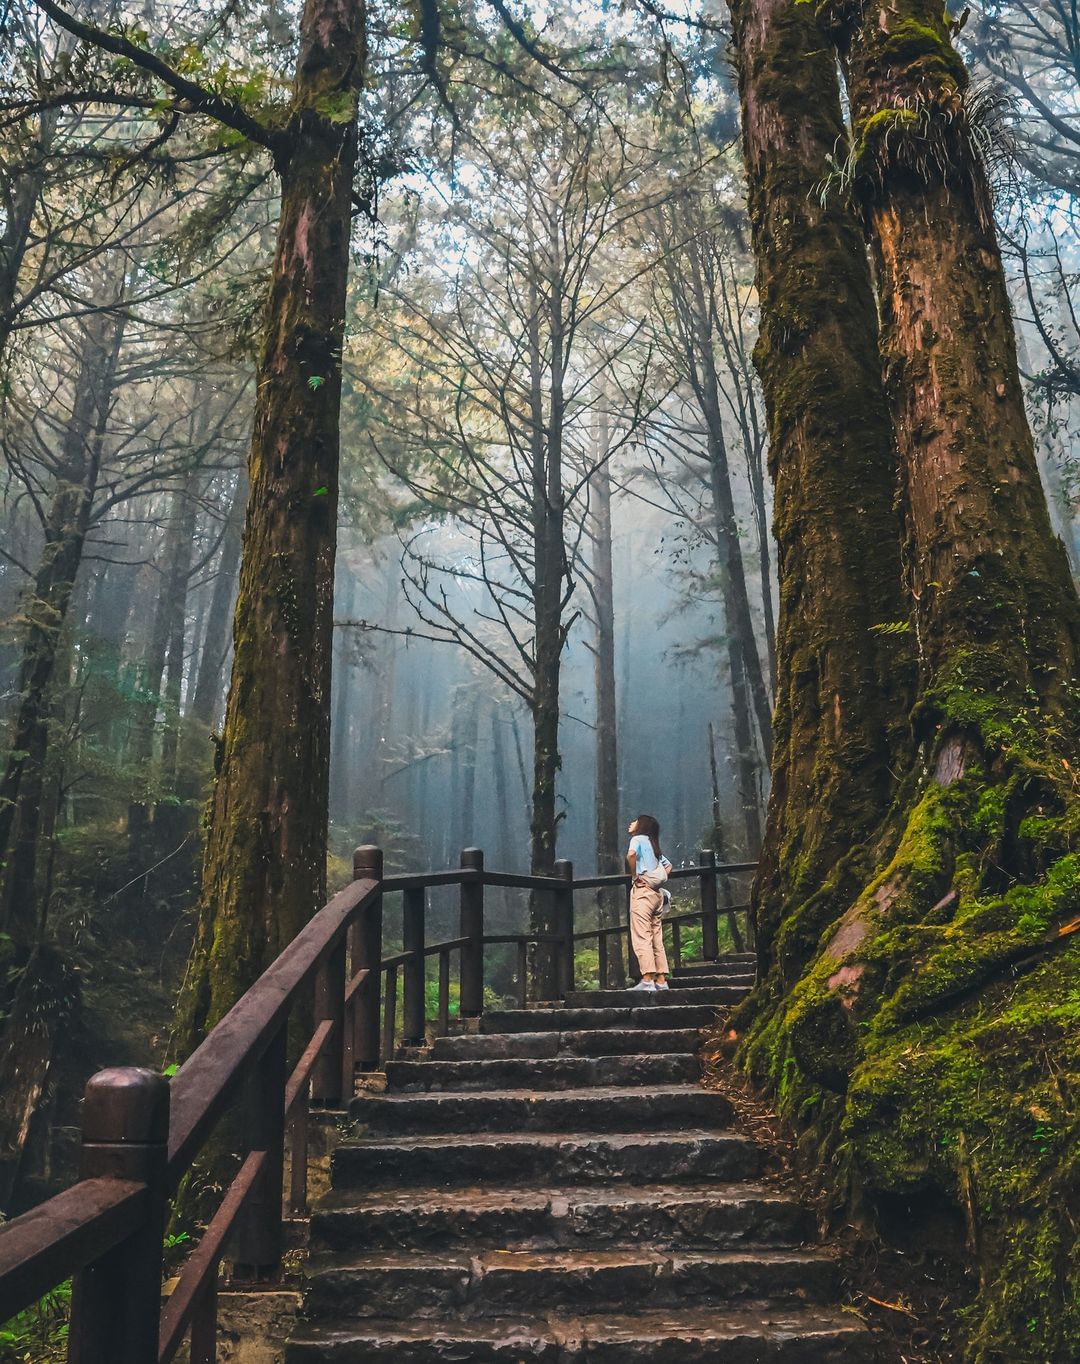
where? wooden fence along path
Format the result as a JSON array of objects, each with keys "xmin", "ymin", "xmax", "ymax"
[{"xmin": 0, "ymin": 847, "xmax": 756, "ymax": 1362}]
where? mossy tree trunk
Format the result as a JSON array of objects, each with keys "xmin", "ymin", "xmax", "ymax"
[
  {"xmin": 172, "ymin": 0, "xmax": 364, "ymax": 1053},
  {"xmin": 833, "ymin": 0, "xmax": 1080, "ymax": 705},
  {"xmin": 728, "ymin": 0, "xmax": 915, "ymax": 977},
  {"xmin": 734, "ymin": 4, "xmax": 1080, "ymax": 1355}
]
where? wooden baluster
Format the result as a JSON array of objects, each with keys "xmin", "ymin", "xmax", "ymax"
[
  {"xmin": 354, "ymin": 844, "xmax": 383, "ymax": 1071},
  {"xmin": 68, "ymin": 1068, "xmax": 169, "ymax": 1364},
  {"xmin": 190, "ymin": 1277, "xmax": 217, "ymax": 1364},
  {"xmin": 459, "ymin": 848, "xmax": 485, "ymax": 1017},
  {"xmin": 671, "ymin": 920, "xmax": 682, "ymax": 972},
  {"xmin": 699, "ymin": 848, "xmax": 719, "ymax": 962},
  {"xmin": 289, "ymin": 1096, "xmax": 309, "ymax": 1216},
  {"xmin": 402, "ymin": 886, "xmax": 426, "ymax": 1047},
  {"xmin": 598, "ymin": 928, "xmax": 609, "ymax": 990},
  {"xmin": 516, "ymin": 938, "xmax": 528, "ymax": 1008},
  {"xmin": 382, "ymin": 965, "xmax": 398, "ymax": 1063},
  {"xmin": 437, "ymin": 950, "xmax": 450, "ymax": 1036},
  {"xmin": 311, "ymin": 935, "xmax": 345, "ymax": 1107},
  {"xmin": 231, "ymin": 1022, "xmax": 287, "ymax": 1279},
  {"xmin": 554, "ymin": 860, "xmax": 574, "ymax": 998}
]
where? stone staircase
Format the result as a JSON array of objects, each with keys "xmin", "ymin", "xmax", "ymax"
[{"xmin": 286, "ymin": 954, "xmax": 877, "ymax": 1362}]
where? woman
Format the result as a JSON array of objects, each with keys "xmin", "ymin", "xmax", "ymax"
[{"xmin": 626, "ymin": 814, "xmax": 673, "ymax": 991}]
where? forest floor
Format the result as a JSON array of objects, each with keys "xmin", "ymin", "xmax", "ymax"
[{"xmin": 702, "ymin": 1038, "xmax": 971, "ymax": 1364}]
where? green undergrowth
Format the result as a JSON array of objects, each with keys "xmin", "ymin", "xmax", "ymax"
[
  {"xmin": 738, "ymin": 684, "xmax": 1080, "ymax": 1362},
  {"xmin": 0, "ymin": 1282, "xmax": 69, "ymax": 1363}
]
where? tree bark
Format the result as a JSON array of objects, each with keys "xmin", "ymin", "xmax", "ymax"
[
  {"xmin": 728, "ymin": 0, "xmax": 916, "ymax": 974},
  {"xmin": 172, "ymin": 0, "xmax": 365, "ymax": 1051},
  {"xmin": 731, "ymin": 6, "xmax": 1080, "ymax": 1351},
  {"xmin": 834, "ymin": 0, "xmax": 1080, "ymax": 704}
]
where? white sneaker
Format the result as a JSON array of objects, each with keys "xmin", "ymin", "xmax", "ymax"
[
  {"xmin": 629, "ymin": 978, "xmax": 656, "ymax": 991},
  {"xmin": 654, "ymin": 981, "xmax": 670, "ymax": 990}
]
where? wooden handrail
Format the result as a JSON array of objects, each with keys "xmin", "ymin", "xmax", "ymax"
[
  {"xmin": 167, "ymin": 876, "xmax": 377, "ymax": 1185},
  {"xmin": 0, "ymin": 1178, "xmax": 146, "ymax": 1323}
]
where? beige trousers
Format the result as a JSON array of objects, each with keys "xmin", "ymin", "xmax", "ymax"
[{"xmin": 629, "ymin": 882, "xmax": 669, "ymax": 977}]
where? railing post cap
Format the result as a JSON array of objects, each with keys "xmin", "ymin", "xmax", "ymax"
[
  {"xmin": 354, "ymin": 845, "xmax": 383, "ymax": 878},
  {"xmin": 461, "ymin": 847, "xmax": 484, "ymax": 869},
  {"xmin": 554, "ymin": 858, "xmax": 573, "ymax": 879},
  {"xmin": 81, "ymin": 1067, "xmax": 170, "ymax": 1144},
  {"xmin": 700, "ymin": 848, "xmax": 717, "ymax": 864}
]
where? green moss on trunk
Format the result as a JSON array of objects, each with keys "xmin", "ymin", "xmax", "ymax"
[
  {"xmin": 734, "ymin": 3, "xmax": 1080, "ymax": 1359},
  {"xmin": 727, "ymin": 0, "xmax": 916, "ymax": 975}
]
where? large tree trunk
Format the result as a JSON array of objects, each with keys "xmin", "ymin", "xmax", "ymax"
[
  {"xmin": 172, "ymin": 0, "xmax": 364, "ymax": 1051},
  {"xmin": 733, "ymin": 4, "xmax": 1080, "ymax": 1355},
  {"xmin": 0, "ymin": 299, "xmax": 124, "ymax": 941},
  {"xmin": 728, "ymin": 0, "xmax": 916, "ymax": 978},
  {"xmin": 836, "ymin": 1, "xmax": 1080, "ymax": 704}
]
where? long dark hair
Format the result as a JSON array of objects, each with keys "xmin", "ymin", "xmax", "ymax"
[{"xmin": 635, "ymin": 814, "xmax": 662, "ymax": 861}]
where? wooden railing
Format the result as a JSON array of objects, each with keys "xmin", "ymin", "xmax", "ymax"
[{"xmin": 0, "ymin": 846, "xmax": 755, "ymax": 1363}]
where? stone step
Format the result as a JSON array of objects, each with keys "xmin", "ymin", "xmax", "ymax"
[
  {"xmin": 286, "ymin": 1306, "xmax": 874, "ymax": 1362},
  {"xmin": 384, "ymin": 1052, "xmax": 700, "ymax": 1093},
  {"xmin": 666, "ymin": 974, "xmax": 755, "ymax": 990},
  {"xmin": 312, "ymin": 1182, "xmax": 814, "ymax": 1255},
  {"xmin": 349, "ymin": 1085, "xmax": 731, "ymax": 1136},
  {"xmin": 563, "ymin": 985, "xmax": 749, "ymax": 1008},
  {"xmin": 428, "ymin": 1027, "xmax": 703, "ymax": 1061},
  {"xmin": 481, "ymin": 1004, "xmax": 720, "ymax": 1033},
  {"xmin": 665, "ymin": 971, "xmax": 758, "ymax": 982},
  {"xmin": 303, "ymin": 1247, "xmax": 840, "ymax": 1319},
  {"xmin": 331, "ymin": 1131, "xmax": 759, "ymax": 1191},
  {"xmin": 675, "ymin": 956, "xmax": 756, "ymax": 975}
]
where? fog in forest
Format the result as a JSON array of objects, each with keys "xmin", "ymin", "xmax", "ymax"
[{"xmin": 2, "ymin": 1, "xmax": 1080, "ymax": 1353}]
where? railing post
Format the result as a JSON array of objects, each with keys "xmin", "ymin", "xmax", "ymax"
[
  {"xmin": 311, "ymin": 934, "xmax": 345, "ymax": 1107},
  {"xmin": 554, "ymin": 859, "xmax": 574, "ymax": 998},
  {"xmin": 700, "ymin": 848, "xmax": 719, "ymax": 961},
  {"xmin": 402, "ymin": 886, "xmax": 426, "ymax": 1046},
  {"xmin": 459, "ymin": 847, "xmax": 485, "ymax": 1017},
  {"xmin": 231, "ymin": 1022, "xmax": 287, "ymax": 1278},
  {"xmin": 68, "ymin": 1067, "xmax": 169, "ymax": 1364},
  {"xmin": 354, "ymin": 844, "xmax": 383, "ymax": 1070}
]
